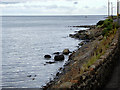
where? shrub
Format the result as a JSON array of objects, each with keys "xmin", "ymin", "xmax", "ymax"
[
  {"xmin": 97, "ymin": 20, "xmax": 104, "ymax": 26},
  {"xmin": 102, "ymin": 19, "xmax": 114, "ymax": 36}
]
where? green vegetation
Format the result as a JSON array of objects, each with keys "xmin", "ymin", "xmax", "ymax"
[
  {"xmin": 82, "ymin": 18, "xmax": 118, "ymax": 71},
  {"xmin": 101, "ymin": 19, "xmax": 119, "ymax": 36},
  {"xmin": 101, "ymin": 19, "xmax": 113, "ymax": 36}
]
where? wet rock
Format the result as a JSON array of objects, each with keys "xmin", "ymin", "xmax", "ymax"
[
  {"xmin": 32, "ymin": 78, "xmax": 35, "ymax": 80},
  {"xmin": 78, "ymin": 30, "xmax": 86, "ymax": 33},
  {"xmin": 27, "ymin": 75, "xmax": 32, "ymax": 77},
  {"xmin": 46, "ymin": 61, "xmax": 55, "ymax": 64},
  {"xmin": 63, "ymin": 49, "xmax": 70, "ymax": 55},
  {"xmin": 53, "ymin": 52, "xmax": 60, "ymax": 55},
  {"xmin": 69, "ymin": 34, "xmax": 74, "ymax": 37},
  {"xmin": 44, "ymin": 55, "xmax": 51, "ymax": 59},
  {"xmin": 54, "ymin": 55, "xmax": 65, "ymax": 61},
  {"xmin": 78, "ymin": 42, "xmax": 84, "ymax": 46},
  {"xmin": 56, "ymin": 72, "xmax": 59, "ymax": 76},
  {"xmin": 97, "ymin": 20, "xmax": 104, "ymax": 26}
]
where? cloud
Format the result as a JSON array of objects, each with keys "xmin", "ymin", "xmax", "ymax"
[
  {"xmin": 0, "ymin": 0, "xmax": 117, "ymax": 15},
  {"xmin": 0, "ymin": 1, "xmax": 20, "ymax": 4},
  {"xmin": 74, "ymin": 2, "xmax": 78, "ymax": 4},
  {"xmin": 84, "ymin": 6, "xmax": 89, "ymax": 8}
]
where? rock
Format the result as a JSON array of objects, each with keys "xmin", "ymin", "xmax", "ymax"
[
  {"xmin": 98, "ymin": 35, "xmax": 103, "ymax": 41},
  {"xmin": 53, "ymin": 52, "xmax": 60, "ymax": 55},
  {"xmin": 70, "ymin": 80, "xmax": 78, "ymax": 83},
  {"xmin": 59, "ymin": 82, "xmax": 72, "ymax": 88},
  {"xmin": 78, "ymin": 30, "xmax": 86, "ymax": 33},
  {"xmin": 27, "ymin": 75, "xmax": 32, "ymax": 77},
  {"xmin": 34, "ymin": 75, "xmax": 37, "ymax": 77},
  {"xmin": 89, "ymin": 65, "xmax": 96, "ymax": 71},
  {"xmin": 44, "ymin": 55, "xmax": 51, "ymax": 59},
  {"xmin": 63, "ymin": 49, "xmax": 70, "ymax": 55},
  {"xmin": 82, "ymin": 75, "xmax": 86, "ymax": 80},
  {"xmin": 32, "ymin": 78, "xmax": 35, "ymax": 80},
  {"xmin": 69, "ymin": 34, "xmax": 73, "ymax": 37},
  {"xmin": 78, "ymin": 42, "xmax": 84, "ymax": 46},
  {"xmin": 46, "ymin": 61, "xmax": 55, "ymax": 64},
  {"xmin": 97, "ymin": 20, "xmax": 104, "ymax": 26},
  {"xmin": 54, "ymin": 55, "xmax": 65, "ymax": 61}
]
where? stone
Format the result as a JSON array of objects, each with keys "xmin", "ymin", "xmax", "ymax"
[
  {"xmin": 54, "ymin": 55, "xmax": 65, "ymax": 61},
  {"xmin": 89, "ymin": 65, "xmax": 96, "ymax": 71},
  {"xmin": 46, "ymin": 61, "xmax": 55, "ymax": 64},
  {"xmin": 82, "ymin": 75, "xmax": 86, "ymax": 80},
  {"xmin": 27, "ymin": 75, "xmax": 32, "ymax": 77},
  {"xmin": 98, "ymin": 35, "xmax": 103, "ymax": 41},
  {"xmin": 97, "ymin": 20, "xmax": 104, "ymax": 26},
  {"xmin": 44, "ymin": 55, "xmax": 51, "ymax": 59},
  {"xmin": 53, "ymin": 52, "xmax": 60, "ymax": 55},
  {"xmin": 70, "ymin": 80, "xmax": 78, "ymax": 83},
  {"xmin": 59, "ymin": 82, "xmax": 72, "ymax": 88},
  {"xmin": 78, "ymin": 42, "xmax": 84, "ymax": 46},
  {"xmin": 32, "ymin": 78, "xmax": 35, "ymax": 80},
  {"xmin": 63, "ymin": 49, "xmax": 70, "ymax": 55}
]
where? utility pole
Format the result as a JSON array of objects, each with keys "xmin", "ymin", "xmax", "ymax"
[
  {"xmin": 117, "ymin": 0, "xmax": 119, "ymax": 24},
  {"xmin": 111, "ymin": 2, "xmax": 113, "ymax": 18},
  {"xmin": 108, "ymin": 0, "xmax": 110, "ymax": 17}
]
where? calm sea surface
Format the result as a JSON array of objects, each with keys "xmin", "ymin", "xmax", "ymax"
[{"xmin": 2, "ymin": 15, "xmax": 106, "ymax": 88}]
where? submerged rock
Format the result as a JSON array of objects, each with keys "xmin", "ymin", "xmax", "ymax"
[
  {"xmin": 54, "ymin": 55, "xmax": 65, "ymax": 61},
  {"xmin": 63, "ymin": 49, "xmax": 70, "ymax": 55},
  {"xmin": 46, "ymin": 61, "xmax": 55, "ymax": 64},
  {"xmin": 32, "ymin": 78, "xmax": 35, "ymax": 80},
  {"xmin": 27, "ymin": 75, "xmax": 32, "ymax": 77},
  {"xmin": 44, "ymin": 55, "xmax": 51, "ymax": 59}
]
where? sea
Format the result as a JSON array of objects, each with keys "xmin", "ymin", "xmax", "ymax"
[{"xmin": 2, "ymin": 15, "xmax": 106, "ymax": 88}]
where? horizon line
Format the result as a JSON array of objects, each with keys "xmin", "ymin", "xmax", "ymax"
[{"xmin": 1, "ymin": 14, "xmax": 109, "ymax": 17}]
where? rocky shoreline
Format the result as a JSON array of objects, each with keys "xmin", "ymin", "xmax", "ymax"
[
  {"xmin": 42, "ymin": 18, "xmax": 120, "ymax": 89},
  {"xmin": 42, "ymin": 20, "xmax": 105, "ymax": 89}
]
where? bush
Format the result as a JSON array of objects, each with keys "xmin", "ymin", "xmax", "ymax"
[
  {"xmin": 97, "ymin": 20, "xmax": 104, "ymax": 26},
  {"xmin": 102, "ymin": 19, "xmax": 114, "ymax": 36},
  {"xmin": 102, "ymin": 28, "xmax": 109, "ymax": 36}
]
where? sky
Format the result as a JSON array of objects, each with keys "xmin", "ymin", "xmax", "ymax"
[{"xmin": 0, "ymin": 0, "xmax": 118, "ymax": 16}]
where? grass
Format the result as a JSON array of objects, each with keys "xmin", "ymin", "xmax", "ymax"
[
  {"xmin": 82, "ymin": 19, "xmax": 118, "ymax": 72},
  {"xmin": 51, "ymin": 18, "xmax": 118, "ymax": 88}
]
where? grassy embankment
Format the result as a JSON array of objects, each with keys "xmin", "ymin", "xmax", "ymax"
[{"xmin": 82, "ymin": 18, "xmax": 119, "ymax": 72}]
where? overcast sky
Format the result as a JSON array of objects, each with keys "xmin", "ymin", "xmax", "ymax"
[{"xmin": 0, "ymin": 0, "xmax": 117, "ymax": 15}]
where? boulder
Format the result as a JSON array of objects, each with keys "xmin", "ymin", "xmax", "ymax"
[
  {"xmin": 53, "ymin": 52, "xmax": 60, "ymax": 55},
  {"xmin": 97, "ymin": 20, "xmax": 104, "ymax": 26},
  {"xmin": 44, "ymin": 55, "xmax": 51, "ymax": 59},
  {"xmin": 63, "ymin": 49, "xmax": 70, "ymax": 55},
  {"xmin": 54, "ymin": 55, "xmax": 65, "ymax": 61}
]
